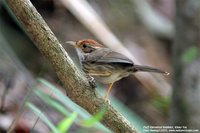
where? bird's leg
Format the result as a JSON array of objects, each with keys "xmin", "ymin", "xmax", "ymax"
[
  {"xmin": 104, "ymin": 82, "xmax": 114, "ymax": 100},
  {"xmin": 86, "ymin": 72, "xmax": 110, "ymax": 88},
  {"xmin": 86, "ymin": 75, "xmax": 96, "ymax": 88}
]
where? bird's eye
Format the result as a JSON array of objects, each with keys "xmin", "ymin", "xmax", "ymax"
[{"xmin": 82, "ymin": 44, "xmax": 87, "ymax": 48}]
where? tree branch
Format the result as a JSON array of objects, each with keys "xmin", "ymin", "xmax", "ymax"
[{"xmin": 6, "ymin": 0, "xmax": 137, "ymax": 132}]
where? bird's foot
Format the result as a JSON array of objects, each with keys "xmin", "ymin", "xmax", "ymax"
[
  {"xmin": 104, "ymin": 98, "xmax": 110, "ymax": 104},
  {"xmin": 86, "ymin": 75, "xmax": 96, "ymax": 88}
]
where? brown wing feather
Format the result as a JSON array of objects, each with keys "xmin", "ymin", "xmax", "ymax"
[{"xmin": 85, "ymin": 48, "xmax": 133, "ymax": 64}]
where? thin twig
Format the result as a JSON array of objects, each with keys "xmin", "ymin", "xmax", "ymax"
[{"xmin": 7, "ymin": 86, "xmax": 33, "ymax": 133}]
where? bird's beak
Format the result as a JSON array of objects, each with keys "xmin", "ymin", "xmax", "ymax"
[{"xmin": 66, "ymin": 41, "xmax": 76, "ymax": 47}]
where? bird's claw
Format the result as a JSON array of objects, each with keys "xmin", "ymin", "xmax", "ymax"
[
  {"xmin": 104, "ymin": 98, "xmax": 110, "ymax": 104},
  {"xmin": 86, "ymin": 75, "xmax": 96, "ymax": 88}
]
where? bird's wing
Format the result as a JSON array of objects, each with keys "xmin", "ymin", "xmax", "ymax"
[{"xmin": 85, "ymin": 48, "xmax": 133, "ymax": 64}]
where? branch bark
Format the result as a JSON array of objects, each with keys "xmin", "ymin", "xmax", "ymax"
[{"xmin": 6, "ymin": 0, "xmax": 137, "ymax": 132}]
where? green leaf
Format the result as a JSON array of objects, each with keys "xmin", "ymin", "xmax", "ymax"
[
  {"xmin": 26, "ymin": 102, "xmax": 59, "ymax": 133},
  {"xmin": 34, "ymin": 89, "xmax": 71, "ymax": 117},
  {"xmin": 151, "ymin": 96, "xmax": 169, "ymax": 115},
  {"xmin": 37, "ymin": 78, "xmax": 110, "ymax": 132},
  {"xmin": 81, "ymin": 106, "xmax": 107, "ymax": 127},
  {"xmin": 57, "ymin": 112, "xmax": 78, "ymax": 133},
  {"xmin": 37, "ymin": 78, "xmax": 89, "ymax": 118},
  {"xmin": 182, "ymin": 46, "xmax": 198, "ymax": 63}
]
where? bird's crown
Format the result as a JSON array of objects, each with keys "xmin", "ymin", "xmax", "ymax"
[
  {"xmin": 75, "ymin": 39, "xmax": 104, "ymax": 53},
  {"xmin": 76, "ymin": 39, "xmax": 103, "ymax": 48}
]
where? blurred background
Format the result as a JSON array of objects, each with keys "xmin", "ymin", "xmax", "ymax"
[{"xmin": 0, "ymin": 0, "xmax": 199, "ymax": 132}]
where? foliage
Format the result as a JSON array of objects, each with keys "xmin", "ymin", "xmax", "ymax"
[
  {"xmin": 57, "ymin": 112, "xmax": 78, "ymax": 133},
  {"xmin": 26, "ymin": 102, "xmax": 60, "ymax": 133},
  {"xmin": 81, "ymin": 106, "xmax": 107, "ymax": 127},
  {"xmin": 151, "ymin": 96, "xmax": 170, "ymax": 115},
  {"xmin": 182, "ymin": 46, "xmax": 198, "ymax": 63},
  {"xmin": 34, "ymin": 89, "xmax": 71, "ymax": 117},
  {"xmin": 26, "ymin": 78, "xmax": 108, "ymax": 133}
]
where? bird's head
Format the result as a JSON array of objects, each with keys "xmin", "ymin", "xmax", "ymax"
[{"xmin": 66, "ymin": 39, "xmax": 104, "ymax": 54}]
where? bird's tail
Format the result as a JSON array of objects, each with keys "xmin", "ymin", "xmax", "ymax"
[{"xmin": 133, "ymin": 64, "xmax": 169, "ymax": 75}]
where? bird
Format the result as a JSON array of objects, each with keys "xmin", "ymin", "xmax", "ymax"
[{"xmin": 67, "ymin": 39, "xmax": 169, "ymax": 100}]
